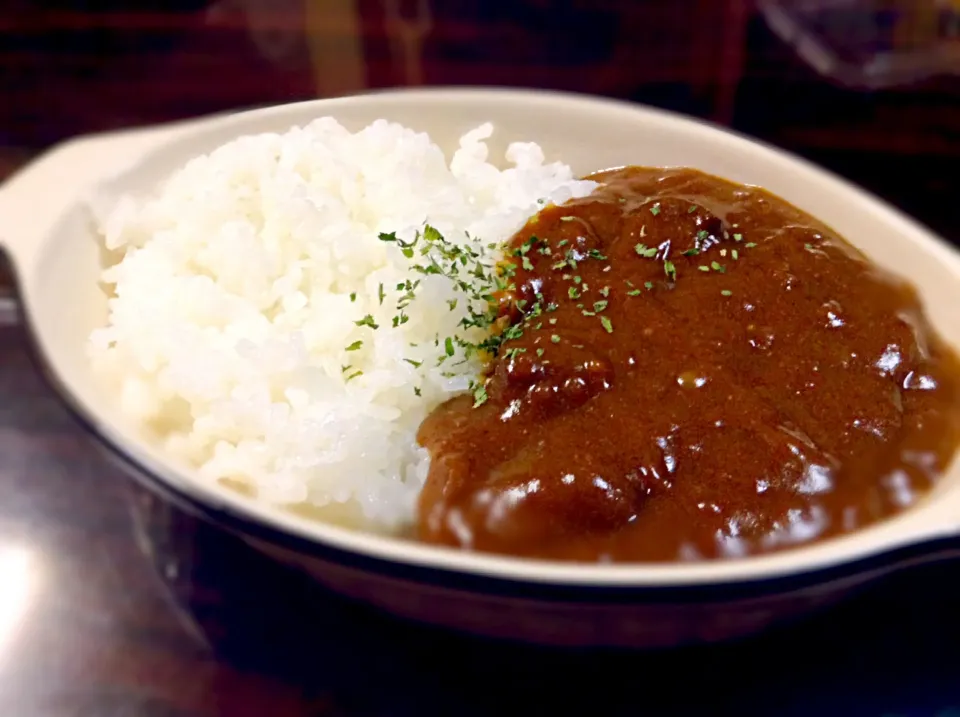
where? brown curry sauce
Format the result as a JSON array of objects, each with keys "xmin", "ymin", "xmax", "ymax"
[{"xmin": 416, "ymin": 167, "xmax": 960, "ymax": 562}]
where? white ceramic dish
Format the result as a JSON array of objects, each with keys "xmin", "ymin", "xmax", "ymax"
[{"xmin": 1, "ymin": 88, "xmax": 959, "ymax": 647}]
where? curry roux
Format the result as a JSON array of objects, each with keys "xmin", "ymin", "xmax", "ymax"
[{"xmin": 416, "ymin": 167, "xmax": 960, "ymax": 562}]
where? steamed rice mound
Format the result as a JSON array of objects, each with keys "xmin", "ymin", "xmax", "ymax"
[{"xmin": 88, "ymin": 118, "xmax": 596, "ymax": 531}]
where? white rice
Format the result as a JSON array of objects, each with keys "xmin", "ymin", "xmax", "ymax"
[{"xmin": 88, "ymin": 118, "xmax": 597, "ymax": 532}]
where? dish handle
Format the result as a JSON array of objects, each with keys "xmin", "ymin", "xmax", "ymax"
[{"xmin": 0, "ymin": 122, "xmax": 181, "ymax": 327}]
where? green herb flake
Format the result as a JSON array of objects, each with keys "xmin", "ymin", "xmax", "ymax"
[
  {"xmin": 699, "ymin": 265, "xmax": 710, "ymax": 272},
  {"xmin": 522, "ymin": 256, "xmax": 534, "ymax": 271},
  {"xmin": 710, "ymin": 261, "xmax": 726, "ymax": 274},
  {"xmin": 536, "ymin": 348, "xmax": 545, "ymax": 357},
  {"xmin": 349, "ymin": 292, "xmax": 357, "ymax": 302},
  {"xmin": 745, "ymin": 242, "xmax": 757, "ymax": 248},
  {"xmin": 573, "ymin": 275, "xmax": 582, "ymax": 284},
  {"xmin": 600, "ymin": 316, "xmax": 614, "ymax": 333},
  {"xmin": 557, "ymin": 240, "xmax": 569, "ymax": 247},
  {"xmin": 551, "ymin": 334, "xmax": 561, "ymax": 344},
  {"xmin": 721, "ymin": 290, "xmax": 733, "ymax": 297},
  {"xmin": 732, "ymin": 250, "xmax": 739, "ymax": 260},
  {"xmin": 635, "ymin": 243, "xmax": 657, "ymax": 258},
  {"xmin": 568, "ymin": 286, "xmax": 581, "ymax": 300},
  {"xmin": 413, "ymin": 386, "xmax": 422, "ymax": 396},
  {"xmin": 683, "ymin": 248, "xmax": 700, "ymax": 256},
  {"xmin": 688, "ymin": 205, "xmax": 698, "ymax": 214},
  {"xmin": 447, "ymin": 298, "xmax": 458, "ymax": 311},
  {"xmin": 805, "ymin": 243, "xmax": 814, "ymax": 251},
  {"xmin": 733, "ymin": 233, "xmax": 743, "ymax": 242},
  {"xmin": 472, "ymin": 383, "xmax": 488, "ymax": 408},
  {"xmin": 664, "ymin": 260, "xmax": 677, "ymax": 281},
  {"xmin": 378, "ymin": 283, "xmax": 385, "ymax": 305},
  {"xmin": 697, "ymin": 230, "xmax": 709, "ymax": 241},
  {"xmin": 627, "ymin": 289, "xmax": 642, "ymax": 296},
  {"xmin": 560, "ymin": 216, "xmax": 577, "ymax": 222},
  {"xmin": 599, "ymin": 286, "xmax": 610, "ymax": 297},
  {"xmin": 593, "ymin": 300, "xmax": 609, "ymax": 312},
  {"xmin": 355, "ymin": 314, "xmax": 379, "ymax": 330},
  {"xmin": 588, "ymin": 249, "xmax": 607, "ymax": 260},
  {"xmin": 345, "ymin": 370, "xmax": 363, "ymax": 383},
  {"xmin": 403, "ymin": 358, "xmax": 423, "ymax": 368},
  {"xmin": 650, "ymin": 203, "xmax": 661, "ymax": 216},
  {"xmin": 345, "ymin": 340, "xmax": 363, "ymax": 352},
  {"xmin": 444, "ymin": 337, "xmax": 455, "ymax": 357},
  {"xmin": 549, "ymin": 318, "xmax": 558, "ymax": 325},
  {"xmin": 644, "ymin": 281, "xmax": 654, "ymax": 290}
]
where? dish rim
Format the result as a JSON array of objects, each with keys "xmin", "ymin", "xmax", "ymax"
[{"xmin": 2, "ymin": 86, "xmax": 959, "ymax": 589}]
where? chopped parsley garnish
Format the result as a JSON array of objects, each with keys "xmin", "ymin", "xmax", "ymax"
[
  {"xmin": 345, "ymin": 340, "xmax": 363, "ymax": 352},
  {"xmin": 732, "ymin": 249, "xmax": 739, "ymax": 260},
  {"xmin": 635, "ymin": 243, "xmax": 657, "ymax": 258},
  {"xmin": 683, "ymin": 248, "xmax": 700, "ymax": 257},
  {"xmin": 472, "ymin": 383, "xmax": 488, "ymax": 407},
  {"xmin": 644, "ymin": 281, "xmax": 654, "ymax": 290},
  {"xmin": 710, "ymin": 261, "xmax": 725, "ymax": 273},
  {"xmin": 600, "ymin": 316, "xmax": 613, "ymax": 333},
  {"xmin": 593, "ymin": 300, "xmax": 608, "ymax": 312},
  {"xmin": 733, "ymin": 233, "xmax": 743, "ymax": 242},
  {"xmin": 551, "ymin": 334, "xmax": 561, "ymax": 343},
  {"xmin": 664, "ymin": 260, "xmax": 677, "ymax": 281},
  {"xmin": 378, "ymin": 283, "xmax": 385, "ymax": 305},
  {"xmin": 355, "ymin": 314, "xmax": 379, "ymax": 329},
  {"xmin": 698, "ymin": 265, "xmax": 710, "ymax": 272},
  {"xmin": 721, "ymin": 290, "xmax": 733, "ymax": 296},
  {"xmin": 650, "ymin": 203, "xmax": 661, "ymax": 216},
  {"xmin": 349, "ymin": 292, "xmax": 357, "ymax": 302},
  {"xmin": 627, "ymin": 289, "xmax": 642, "ymax": 296},
  {"xmin": 599, "ymin": 286, "xmax": 610, "ymax": 297},
  {"xmin": 745, "ymin": 242, "xmax": 757, "ymax": 248},
  {"xmin": 403, "ymin": 358, "xmax": 423, "ymax": 368},
  {"xmin": 568, "ymin": 286, "xmax": 581, "ymax": 300}
]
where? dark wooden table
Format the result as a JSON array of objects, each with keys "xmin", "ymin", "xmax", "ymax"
[{"xmin": 2, "ymin": 3, "xmax": 960, "ymax": 715}]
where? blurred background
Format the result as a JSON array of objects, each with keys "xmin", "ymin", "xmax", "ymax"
[{"xmin": 1, "ymin": 0, "xmax": 960, "ymax": 242}]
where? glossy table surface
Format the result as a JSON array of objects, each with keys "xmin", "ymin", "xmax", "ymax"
[{"xmin": 2, "ymin": 2, "xmax": 960, "ymax": 715}]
